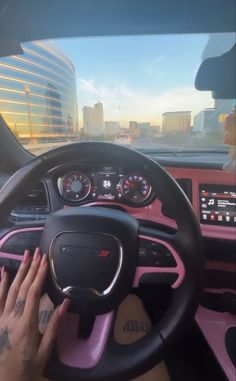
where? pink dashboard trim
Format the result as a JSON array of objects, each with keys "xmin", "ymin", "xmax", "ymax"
[
  {"xmin": 71, "ymin": 167, "xmax": 236, "ymax": 241},
  {"xmin": 0, "ymin": 251, "xmax": 24, "ymax": 261},
  {"xmin": 146, "ymin": 166, "xmax": 236, "ymax": 240},
  {"xmin": 0, "ymin": 227, "xmax": 44, "ymax": 263},
  {"xmin": 0, "ymin": 227, "xmax": 43, "ymax": 249},
  {"xmin": 166, "ymin": 167, "xmax": 236, "ymax": 241},
  {"xmin": 57, "ymin": 311, "xmax": 113, "ymax": 368},
  {"xmin": 133, "ymin": 235, "xmax": 185, "ymax": 289},
  {"xmin": 196, "ymin": 306, "xmax": 236, "ymax": 381}
]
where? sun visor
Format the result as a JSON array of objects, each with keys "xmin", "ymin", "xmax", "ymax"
[
  {"xmin": 195, "ymin": 44, "xmax": 236, "ymax": 100},
  {"xmin": 0, "ymin": 38, "xmax": 23, "ymax": 57}
]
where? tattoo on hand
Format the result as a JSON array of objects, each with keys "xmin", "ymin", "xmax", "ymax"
[
  {"xmin": 22, "ymin": 348, "xmax": 34, "ymax": 377},
  {"xmin": 13, "ymin": 299, "xmax": 26, "ymax": 317},
  {"xmin": 39, "ymin": 310, "xmax": 53, "ymax": 325},
  {"xmin": 123, "ymin": 319, "xmax": 150, "ymax": 334},
  {"xmin": 22, "ymin": 358, "xmax": 34, "ymax": 377},
  {"xmin": 0, "ymin": 327, "xmax": 12, "ymax": 354}
]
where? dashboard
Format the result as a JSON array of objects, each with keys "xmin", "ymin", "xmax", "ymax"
[
  {"xmin": 6, "ymin": 158, "xmax": 236, "ymax": 241},
  {"xmin": 46, "ymin": 162, "xmax": 236, "ymax": 241},
  {"xmin": 55, "ymin": 165, "xmax": 154, "ymax": 207}
]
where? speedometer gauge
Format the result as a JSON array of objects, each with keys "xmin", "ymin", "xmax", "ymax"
[
  {"xmin": 59, "ymin": 172, "xmax": 91, "ymax": 202},
  {"xmin": 121, "ymin": 173, "xmax": 152, "ymax": 203}
]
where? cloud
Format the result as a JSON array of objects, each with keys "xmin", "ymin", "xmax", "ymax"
[
  {"xmin": 143, "ymin": 56, "xmax": 164, "ymax": 80},
  {"xmin": 77, "ymin": 76, "xmax": 214, "ymax": 126},
  {"xmin": 78, "ymin": 78, "xmax": 100, "ymax": 95}
]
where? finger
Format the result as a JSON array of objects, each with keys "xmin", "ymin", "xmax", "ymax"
[
  {"xmin": 23, "ymin": 254, "xmax": 48, "ymax": 321},
  {"xmin": 12, "ymin": 248, "xmax": 42, "ymax": 318},
  {"xmin": 0, "ymin": 267, "xmax": 9, "ymax": 315},
  {"xmin": 36, "ymin": 299, "xmax": 70, "ymax": 371},
  {"xmin": 4, "ymin": 249, "xmax": 31, "ymax": 314}
]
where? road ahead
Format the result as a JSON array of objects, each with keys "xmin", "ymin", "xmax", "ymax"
[{"xmin": 23, "ymin": 134, "xmax": 224, "ymax": 156}]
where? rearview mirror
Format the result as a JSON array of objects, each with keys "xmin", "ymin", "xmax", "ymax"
[{"xmin": 195, "ymin": 44, "xmax": 236, "ymax": 100}]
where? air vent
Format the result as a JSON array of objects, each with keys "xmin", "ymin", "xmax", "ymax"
[
  {"xmin": 11, "ymin": 182, "xmax": 50, "ymax": 222},
  {"xmin": 161, "ymin": 178, "xmax": 192, "ymax": 219}
]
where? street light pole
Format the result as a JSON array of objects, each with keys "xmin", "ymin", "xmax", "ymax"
[{"xmin": 24, "ymin": 85, "xmax": 33, "ymax": 144}]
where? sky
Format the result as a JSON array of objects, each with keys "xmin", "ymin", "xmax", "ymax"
[{"xmin": 52, "ymin": 34, "xmax": 217, "ymax": 127}]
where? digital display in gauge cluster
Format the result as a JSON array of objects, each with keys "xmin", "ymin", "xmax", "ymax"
[
  {"xmin": 92, "ymin": 166, "xmax": 124, "ymax": 201},
  {"xmin": 57, "ymin": 166, "xmax": 153, "ymax": 206}
]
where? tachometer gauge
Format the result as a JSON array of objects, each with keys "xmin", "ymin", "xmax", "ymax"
[
  {"xmin": 59, "ymin": 172, "xmax": 91, "ymax": 202},
  {"xmin": 120, "ymin": 173, "xmax": 152, "ymax": 203}
]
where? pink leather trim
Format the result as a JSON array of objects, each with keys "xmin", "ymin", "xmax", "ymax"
[
  {"xmin": 68, "ymin": 167, "xmax": 236, "ymax": 241},
  {"xmin": 57, "ymin": 311, "xmax": 113, "ymax": 368},
  {"xmin": 150, "ymin": 166, "xmax": 236, "ymax": 241},
  {"xmin": 133, "ymin": 235, "xmax": 185, "ymax": 289},
  {"xmin": 0, "ymin": 251, "xmax": 23, "ymax": 261},
  {"xmin": 0, "ymin": 227, "xmax": 43, "ymax": 249},
  {"xmin": 167, "ymin": 167, "xmax": 236, "ymax": 241},
  {"xmin": 196, "ymin": 306, "xmax": 236, "ymax": 381},
  {"xmin": 0, "ymin": 228, "xmax": 43, "ymax": 263}
]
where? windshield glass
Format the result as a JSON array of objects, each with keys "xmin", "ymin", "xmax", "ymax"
[{"xmin": 0, "ymin": 33, "xmax": 235, "ymax": 155}]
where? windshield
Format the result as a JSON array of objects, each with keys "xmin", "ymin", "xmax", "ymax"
[{"xmin": 0, "ymin": 33, "xmax": 235, "ymax": 155}]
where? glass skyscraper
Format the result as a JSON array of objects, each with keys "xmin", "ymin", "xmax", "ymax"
[{"xmin": 0, "ymin": 41, "xmax": 78, "ymax": 142}]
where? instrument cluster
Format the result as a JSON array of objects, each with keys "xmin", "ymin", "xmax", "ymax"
[{"xmin": 56, "ymin": 165, "xmax": 153, "ymax": 206}]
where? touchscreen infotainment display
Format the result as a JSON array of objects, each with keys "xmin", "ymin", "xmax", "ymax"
[{"xmin": 200, "ymin": 185, "xmax": 236, "ymax": 226}]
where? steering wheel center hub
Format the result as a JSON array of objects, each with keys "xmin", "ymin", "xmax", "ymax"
[
  {"xmin": 40, "ymin": 206, "xmax": 138, "ymax": 314},
  {"xmin": 50, "ymin": 232, "xmax": 123, "ymax": 297}
]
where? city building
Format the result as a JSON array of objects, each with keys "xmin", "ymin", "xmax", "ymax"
[
  {"xmin": 193, "ymin": 100, "xmax": 236, "ymax": 134},
  {"xmin": 0, "ymin": 41, "xmax": 79, "ymax": 142},
  {"xmin": 129, "ymin": 121, "xmax": 151, "ymax": 132},
  {"xmin": 162, "ymin": 111, "xmax": 191, "ymax": 134},
  {"xmin": 193, "ymin": 108, "xmax": 217, "ymax": 133},
  {"xmin": 150, "ymin": 125, "xmax": 161, "ymax": 135},
  {"xmin": 83, "ymin": 106, "xmax": 94, "ymax": 135},
  {"xmin": 129, "ymin": 121, "xmax": 153, "ymax": 137},
  {"xmin": 83, "ymin": 101, "xmax": 104, "ymax": 136},
  {"xmin": 137, "ymin": 122, "xmax": 151, "ymax": 131},
  {"xmin": 105, "ymin": 121, "xmax": 120, "ymax": 135},
  {"xmin": 129, "ymin": 121, "xmax": 138, "ymax": 130}
]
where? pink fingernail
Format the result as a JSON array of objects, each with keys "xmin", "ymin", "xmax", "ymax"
[
  {"xmin": 33, "ymin": 247, "xmax": 41, "ymax": 261},
  {"xmin": 58, "ymin": 298, "xmax": 71, "ymax": 317},
  {"xmin": 1, "ymin": 266, "xmax": 5, "ymax": 279},
  {"xmin": 23, "ymin": 250, "xmax": 30, "ymax": 264},
  {"xmin": 40, "ymin": 254, "xmax": 48, "ymax": 267}
]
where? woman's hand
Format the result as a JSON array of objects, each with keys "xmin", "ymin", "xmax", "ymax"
[{"xmin": 0, "ymin": 248, "xmax": 70, "ymax": 381}]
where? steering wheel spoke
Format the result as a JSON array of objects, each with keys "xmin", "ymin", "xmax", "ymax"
[
  {"xmin": 56, "ymin": 311, "xmax": 114, "ymax": 369},
  {"xmin": 135, "ymin": 225, "xmax": 185, "ymax": 288}
]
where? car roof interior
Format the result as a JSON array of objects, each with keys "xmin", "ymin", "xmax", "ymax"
[
  {"xmin": 0, "ymin": 0, "xmax": 235, "ymax": 54},
  {"xmin": 1, "ymin": 0, "xmax": 235, "ymax": 101},
  {"xmin": 0, "ymin": 0, "xmax": 235, "ymax": 172}
]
